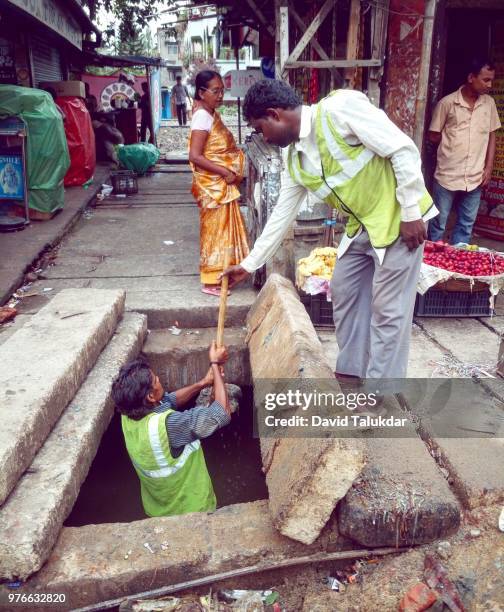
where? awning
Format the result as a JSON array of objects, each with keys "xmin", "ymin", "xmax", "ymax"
[{"xmin": 84, "ymin": 51, "xmax": 166, "ymax": 68}]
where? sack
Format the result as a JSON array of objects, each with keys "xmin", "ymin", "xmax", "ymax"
[{"xmin": 117, "ymin": 143, "xmax": 160, "ymax": 175}]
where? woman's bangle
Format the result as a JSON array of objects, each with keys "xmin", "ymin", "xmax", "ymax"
[{"xmin": 210, "ymin": 361, "xmax": 222, "ymax": 365}]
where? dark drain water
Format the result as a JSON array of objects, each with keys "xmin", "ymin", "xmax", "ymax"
[{"xmin": 65, "ymin": 387, "xmax": 267, "ymax": 526}]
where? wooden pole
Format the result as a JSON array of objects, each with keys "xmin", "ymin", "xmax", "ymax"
[{"xmin": 216, "ymin": 247, "xmax": 233, "ymax": 347}]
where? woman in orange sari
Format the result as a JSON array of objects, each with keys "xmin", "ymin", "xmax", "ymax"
[{"xmin": 189, "ymin": 70, "xmax": 249, "ymax": 296}]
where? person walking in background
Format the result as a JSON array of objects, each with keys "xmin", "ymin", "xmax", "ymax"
[
  {"xmin": 171, "ymin": 76, "xmax": 191, "ymax": 126},
  {"xmin": 188, "ymin": 70, "xmax": 249, "ymax": 297},
  {"xmin": 428, "ymin": 58, "xmax": 501, "ymax": 245},
  {"xmin": 140, "ymin": 81, "xmax": 154, "ymax": 143}
]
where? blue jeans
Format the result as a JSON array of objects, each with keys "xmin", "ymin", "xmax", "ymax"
[{"xmin": 428, "ymin": 180, "xmax": 482, "ymax": 245}]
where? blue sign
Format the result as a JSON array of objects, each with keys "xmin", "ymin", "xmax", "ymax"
[
  {"xmin": 149, "ymin": 68, "xmax": 162, "ymax": 134},
  {"xmin": 0, "ymin": 154, "xmax": 23, "ymax": 200},
  {"xmin": 261, "ymin": 57, "xmax": 275, "ymax": 79}
]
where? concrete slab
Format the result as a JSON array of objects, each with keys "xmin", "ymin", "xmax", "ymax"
[
  {"xmin": 0, "ymin": 164, "xmax": 111, "ymax": 305},
  {"xmin": 418, "ymin": 318, "xmax": 500, "ymax": 368},
  {"xmin": 0, "ymin": 314, "xmax": 32, "ymax": 348},
  {"xmin": 247, "ymin": 274, "xmax": 366, "ymax": 545},
  {"xmin": 0, "ymin": 288, "xmax": 125, "ymax": 505},
  {"xmin": 143, "ymin": 327, "xmax": 250, "ymax": 389},
  {"xmin": 12, "ymin": 500, "xmax": 340, "ymax": 611},
  {"xmin": 425, "ymin": 438, "xmax": 504, "ymax": 510},
  {"xmin": 318, "ymin": 324, "xmax": 454, "ymax": 378},
  {"xmin": 0, "ymin": 313, "xmax": 147, "ymax": 580},
  {"xmin": 338, "ymin": 435, "xmax": 461, "ymax": 547}
]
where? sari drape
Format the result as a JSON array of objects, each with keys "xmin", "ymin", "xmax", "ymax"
[{"xmin": 190, "ymin": 111, "xmax": 249, "ymax": 284}]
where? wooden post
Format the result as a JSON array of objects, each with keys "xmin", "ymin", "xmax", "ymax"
[
  {"xmin": 331, "ymin": 0, "xmax": 337, "ymax": 90},
  {"xmin": 275, "ymin": 0, "xmax": 289, "ymax": 81},
  {"xmin": 216, "ymin": 247, "xmax": 233, "ymax": 347},
  {"xmin": 367, "ymin": 0, "xmax": 390, "ymax": 107},
  {"xmin": 345, "ymin": 0, "xmax": 360, "ymax": 88}
]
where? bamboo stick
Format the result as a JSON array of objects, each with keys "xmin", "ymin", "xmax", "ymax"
[{"xmin": 216, "ymin": 247, "xmax": 233, "ymax": 347}]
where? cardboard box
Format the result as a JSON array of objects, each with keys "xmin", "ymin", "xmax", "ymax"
[{"xmin": 39, "ymin": 80, "xmax": 86, "ymax": 99}]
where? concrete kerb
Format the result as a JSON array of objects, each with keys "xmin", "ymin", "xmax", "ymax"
[
  {"xmin": 0, "ymin": 313, "xmax": 147, "ymax": 581},
  {"xmin": 11, "ymin": 501, "xmax": 342, "ymax": 611},
  {"xmin": 246, "ymin": 274, "xmax": 366, "ymax": 545},
  {"xmin": 0, "ymin": 288, "xmax": 125, "ymax": 505}
]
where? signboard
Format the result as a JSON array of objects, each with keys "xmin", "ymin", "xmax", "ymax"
[
  {"xmin": 0, "ymin": 38, "xmax": 16, "ymax": 84},
  {"xmin": 226, "ymin": 69, "xmax": 263, "ymax": 97},
  {"xmin": 7, "ymin": 0, "xmax": 83, "ymax": 49},
  {"xmin": 0, "ymin": 154, "xmax": 24, "ymax": 200},
  {"xmin": 149, "ymin": 68, "xmax": 162, "ymax": 134}
]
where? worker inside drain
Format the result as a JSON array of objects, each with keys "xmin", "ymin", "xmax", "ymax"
[{"xmin": 112, "ymin": 341, "xmax": 231, "ymax": 517}]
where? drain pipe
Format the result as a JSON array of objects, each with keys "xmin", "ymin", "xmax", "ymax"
[{"xmin": 413, "ymin": 0, "xmax": 437, "ymax": 154}]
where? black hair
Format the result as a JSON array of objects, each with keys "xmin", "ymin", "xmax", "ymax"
[
  {"xmin": 176, "ymin": 75, "xmax": 182, "ymax": 80},
  {"xmin": 112, "ymin": 359, "xmax": 154, "ymax": 420},
  {"xmin": 243, "ymin": 79, "xmax": 302, "ymax": 122},
  {"xmin": 467, "ymin": 58, "xmax": 495, "ymax": 77},
  {"xmin": 194, "ymin": 70, "xmax": 221, "ymax": 100}
]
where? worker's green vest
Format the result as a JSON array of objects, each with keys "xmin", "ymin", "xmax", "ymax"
[
  {"xmin": 287, "ymin": 92, "xmax": 433, "ymax": 248},
  {"xmin": 122, "ymin": 410, "xmax": 216, "ymax": 517}
]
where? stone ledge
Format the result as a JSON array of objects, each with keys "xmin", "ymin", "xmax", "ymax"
[
  {"xmin": 0, "ymin": 288, "xmax": 125, "ymax": 505},
  {"xmin": 0, "ymin": 313, "xmax": 147, "ymax": 580}
]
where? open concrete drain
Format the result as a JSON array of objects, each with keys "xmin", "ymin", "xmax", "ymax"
[{"xmin": 66, "ymin": 386, "xmax": 267, "ymax": 526}]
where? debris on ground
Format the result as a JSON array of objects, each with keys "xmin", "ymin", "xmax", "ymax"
[
  {"xmin": 118, "ymin": 588, "xmax": 280, "ymax": 612},
  {"xmin": 499, "ymin": 507, "xmax": 504, "ymax": 532},
  {"xmin": 398, "ymin": 582, "xmax": 438, "ymax": 612},
  {"xmin": 0, "ymin": 306, "xmax": 17, "ymax": 324},
  {"xmin": 436, "ymin": 541, "xmax": 452, "ymax": 560},
  {"xmin": 424, "ymin": 554, "xmax": 465, "ymax": 612},
  {"xmin": 429, "ymin": 354, "xmax": 496, "ymax": 378}
]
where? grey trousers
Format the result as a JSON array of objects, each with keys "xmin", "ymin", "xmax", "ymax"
[{"xmin": 330, "ymin": 231, "xmax": 423, "ymax": 378}]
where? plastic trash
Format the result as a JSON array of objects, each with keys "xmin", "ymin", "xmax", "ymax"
[
  {"xmin": 499, "ymin": 507, "xmax": 504, "ymax": 532},
  {"xmin": 327, "ymin": 576, "xmax": 345, "ymax": 592},
  {"xmin": 117, "ymin": 142, "xmax": 160, "ymax": 175}
]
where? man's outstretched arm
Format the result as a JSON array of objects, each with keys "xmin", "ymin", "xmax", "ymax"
[{"xmin": 221, "ymin": 167, "xmax": 307, "ymax": 285}]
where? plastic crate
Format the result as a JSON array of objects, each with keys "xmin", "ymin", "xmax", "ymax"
[
  {"xmin": 110, "ymin": 170, "xmax": 138, "ymax": 195},
  {"xmin": 300, "ymin": 292, "xmax": 334, "ymax": 327},
  {"xmin": 415, "ymin": 286, "xmax": 493, "ymax": 317}
]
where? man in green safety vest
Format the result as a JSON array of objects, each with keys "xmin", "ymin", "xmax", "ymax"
[
  {"xmin": 112, "ymin": 341, "xmax": 230, "ymax": 517},
  {"xmin": 222, "ymin": 80, "xmax": 438, "ymax": 379}
]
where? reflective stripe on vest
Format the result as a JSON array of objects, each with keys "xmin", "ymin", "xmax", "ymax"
[
  {"xmin": 287, "ymin": 92, "xmax": 433, "ymax": 248},
  {"xmin": 133, "ymin": 413, "xmax": 201, "ymax": 478}
]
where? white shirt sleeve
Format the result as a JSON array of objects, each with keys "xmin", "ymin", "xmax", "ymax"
[
  {"xmin": 191, "ymin": 109, "xmax": 213, "ymax": 132},
  {"xmin": 328, "ymin": 91, "xmax": 428, "ymax": 221},
  {"xmin": 240, "ymin": 162, "xmax": 307, "ymax": 273}
]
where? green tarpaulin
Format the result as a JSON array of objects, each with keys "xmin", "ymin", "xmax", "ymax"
[
  {"xmin": 0, "ymin": 85, "xmax": 70, "ymax": 213},
  {"xmin": 117, "ymin": 143, "xmax": 160, "ymax": 175}
]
